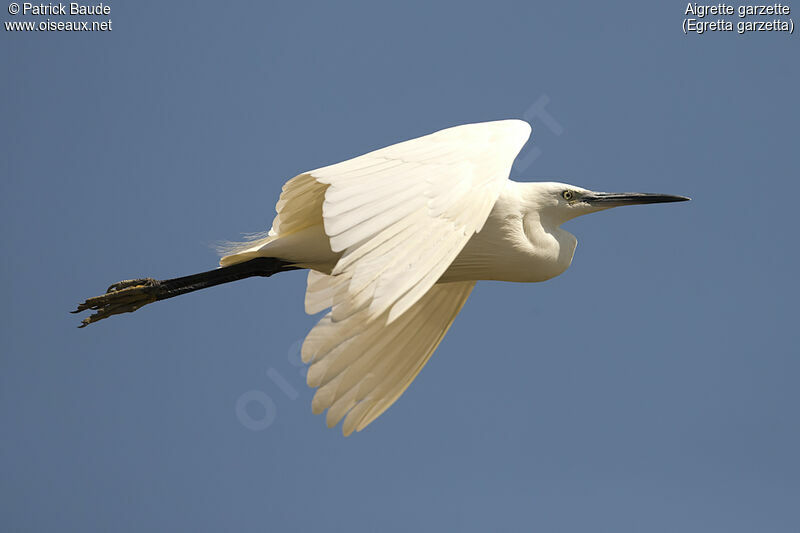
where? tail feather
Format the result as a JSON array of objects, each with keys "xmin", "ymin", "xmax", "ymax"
[{"xmin": 215, "ymin": 231, "xmax": 276, "ymax": 264}]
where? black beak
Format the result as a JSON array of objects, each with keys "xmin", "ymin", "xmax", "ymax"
[{"xmin": 583, "ymin": 192, "xmax": 691, "ymax": 207}]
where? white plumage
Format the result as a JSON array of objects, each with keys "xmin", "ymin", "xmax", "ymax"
[
  {"xmin": 76, "ymin": 119, "xmax": 688, "ymax": 434},
  {"xmin": 222, "ymin": 120, "xmax": 531, "ymax": 434}
]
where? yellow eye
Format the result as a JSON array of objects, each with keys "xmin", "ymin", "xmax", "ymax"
[{"xmin": 562, "ymin": 190, "xmax": 574, "ymax": 201}]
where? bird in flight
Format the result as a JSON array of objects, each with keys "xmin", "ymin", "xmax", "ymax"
[{"xmin": 74, "ymin": 120, "xmax": 689, "ymax": 435}]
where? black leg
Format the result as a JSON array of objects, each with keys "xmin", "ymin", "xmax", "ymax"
[{"xmin": 72, "ymin": 258, "xmax": 299, "ymax": 328}]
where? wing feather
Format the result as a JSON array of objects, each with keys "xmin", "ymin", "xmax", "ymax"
[
  {"xmin": 227, "ymin": 120, "xmax": 531, "ymax": 432},
  {"xmin": 305, "ymin": 281, "xmax": 475, "ymax": 434},
  {"xmin": 310, "ymin": 119, "xmax": 529, "ymax": 323}
]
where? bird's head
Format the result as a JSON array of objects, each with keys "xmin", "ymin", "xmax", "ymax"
[{"xmin": 523, "ymin": 182, "xmax": 690, "ymax": 226}]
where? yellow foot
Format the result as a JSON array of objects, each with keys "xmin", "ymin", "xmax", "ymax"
[{"xmin": 72, "ymin": 278, "xmax": 161, "ymax": 328}]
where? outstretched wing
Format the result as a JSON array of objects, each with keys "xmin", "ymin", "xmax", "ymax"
[
  {"xmin": 309, "ymin": 119, "xmax": 530, "ymax": 323},
  {"xmin": 302, "ymin": 278, "xmax": 475, "ymax": 435},
  {"xmin": 223, "ymin": 120, "xmax": 531, "ymax": 433},
  {"xmin": 301, "ymin": 120, "xmax": 529, "ymax": 432}
]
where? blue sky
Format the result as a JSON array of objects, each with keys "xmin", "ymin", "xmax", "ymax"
[{"xmin": 2, "ymin": 1, "xmax": 798, "ymax": 531}]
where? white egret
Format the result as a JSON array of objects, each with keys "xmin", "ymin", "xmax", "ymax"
[{"xmin": 74, "ymin": 119, "xmax": 689, "ymax": 435}]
